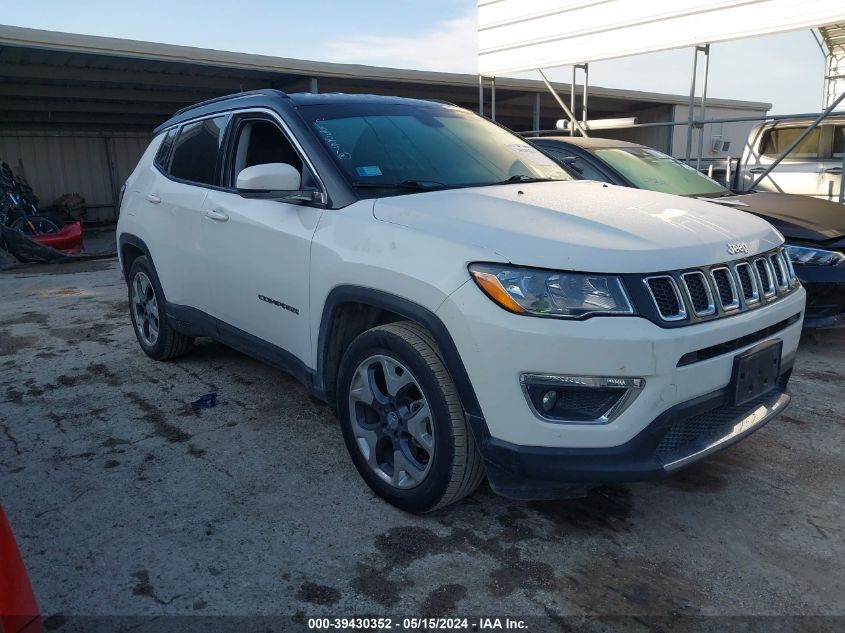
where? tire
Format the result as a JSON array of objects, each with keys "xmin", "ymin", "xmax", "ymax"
[
  {"xmin": 127, "ymin": 256, "xmax": 194, "ymax": 361},
  {"xmin": 336, "ymin": 321, "xmax": 484, "ymax": 513},
  {"xmin": 11, "ymin": 216, "xmax": 60, "ymax": 235}
]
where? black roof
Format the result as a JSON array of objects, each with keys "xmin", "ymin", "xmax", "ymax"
[{"xmin": 154, "ymin": 90, "xmax": 454, "ymax": 134}]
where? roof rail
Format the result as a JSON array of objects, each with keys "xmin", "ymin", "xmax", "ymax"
[{"xmin": 172, "ymin": 89, "xmax": 288, "ymax": 117}]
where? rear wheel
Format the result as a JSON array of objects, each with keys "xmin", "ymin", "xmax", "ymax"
[
  {"xmin": 128, "ymin": 256, "xmax": 193, "ymax": 360},
  {"xmin": 337, "ymin": 321, "xmax": 484, "ymax": 512}
]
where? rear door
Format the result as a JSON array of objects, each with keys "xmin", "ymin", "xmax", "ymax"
[
  {"xmin": 742, "ymin": 124, "xmax": 825, "ymax": 196},
  {"xmin": 200, "ymin": 111, "xmax": 325, "ymax": 368},
  {"xmin": 147, "ymin": 116, "xmax": 228, "ymax": 309}
]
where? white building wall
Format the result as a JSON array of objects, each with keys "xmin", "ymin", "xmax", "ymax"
[{"xmin": 671, "ymin": 105, "xmax": 769, "ymax": 161}]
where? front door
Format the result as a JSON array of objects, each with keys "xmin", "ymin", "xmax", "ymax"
[{"xmin": 201, "ymin": 114, "xmax": 324, "ymax": 368}]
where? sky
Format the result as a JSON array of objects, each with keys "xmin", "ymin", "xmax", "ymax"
[{"xmin": 2, "ymin": 0, "xmax": 828, "ymax": 114}]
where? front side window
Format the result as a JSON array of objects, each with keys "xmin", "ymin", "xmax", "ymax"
[
  {"xmin": 229, "ymin": 118, "xmax": 317, "ymax": 190},
  {"xmin": 169, "ymin": 116, "xmax": 228, "ymax": 186},
  {"xmin": 760, "ymin": 127, "xmax": 821, "ymax": 159},
  {"xmin": 593, "ymin": 147, "xmax": 727, "ymax": 197},
  {"xmin": 298, "ymin": 103, "xmax": 571, "ymax": 193}
]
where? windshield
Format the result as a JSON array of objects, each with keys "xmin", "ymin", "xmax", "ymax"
[
  {"xmin": 299, "ymin": 102, "xmax": 571, "ymax": 192},
  {"xmin": 593, "ymin": 147, "xmax": 728, "ymax": 197}
]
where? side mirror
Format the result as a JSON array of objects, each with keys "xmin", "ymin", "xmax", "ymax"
[{"xmin": 237, "ymin": 163, "xmax": 301, "ymax": 193}]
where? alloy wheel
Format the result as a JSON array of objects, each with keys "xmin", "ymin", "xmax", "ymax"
[
  {"xmin": 131, "ymin": 271, "xmax": 160, "ymax": 346},
  {"xmin": 348, "ymin": 354, "xmax": 435, "ymax": 489}
]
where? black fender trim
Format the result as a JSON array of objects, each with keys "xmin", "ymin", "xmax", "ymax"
[
  {"xmin": 316, "ymin": 285, "xmax": 489, "ymax": 441},
  {"xmin": 117, "ymin": 233, "xmax": 154, "ymax": 282}
]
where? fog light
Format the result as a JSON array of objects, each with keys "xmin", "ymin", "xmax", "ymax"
[
  {"xmin": 520, "ymin": 374, "xmax": 644, "ymax": 424},
  {"xmin": 541, "ymin": 390, "xmax": 557, "ymax": 412}
]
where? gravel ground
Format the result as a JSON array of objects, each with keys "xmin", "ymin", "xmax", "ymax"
[{"xmin": 1, "ymin": 258, "xmax": 843, "ymax": 626}]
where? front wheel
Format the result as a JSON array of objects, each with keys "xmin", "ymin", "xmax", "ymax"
[{"xmin": 336, "ymin": 321, "xmax": 484, "ymax": 513}]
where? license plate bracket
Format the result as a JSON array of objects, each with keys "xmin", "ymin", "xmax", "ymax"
[{"xmin": 731, "ymin": 339, "xmax": 782, "ymax": 406}]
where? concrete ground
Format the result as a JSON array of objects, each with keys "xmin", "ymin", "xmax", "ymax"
[{"xmin": 1, "ymin": 259, "xmax": 844, "ymax": 624}]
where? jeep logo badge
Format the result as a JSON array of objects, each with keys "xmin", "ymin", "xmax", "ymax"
[{"xmin": 727, "ymin": 242, "xmax": 748, "ymax": 255}]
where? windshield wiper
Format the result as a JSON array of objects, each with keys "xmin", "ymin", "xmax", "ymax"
[
  {"xmin": 351, "ymin": 179, "xmax": 449, "ymax": 190},
  {"xmin": 495, "ymin": 175, "xmax": 556, "ymax": 185}
]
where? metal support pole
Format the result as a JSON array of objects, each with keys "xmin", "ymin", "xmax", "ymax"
[
  {"xmin": 537, "ymin": 69, "xmax": 589, "ymax": 137},
  {"xmin": 478, "ymin": 75, "xmax": 483, "ymax": 116},
  {"xmin": 696, "ymin": 45, "xmax": 710, "ymax": 171},
  {"xmin": 582, "ymin": 63, "xmax": 589, "ymax": 124},
  {"xmin": 491, "ymin": 76, "xmax": 496, "ymax": 121},
  {"xmin": 309, "ymin": 77, "xmax": 318, "ymax": 94},
  {"xmin": 685, "ymin": 46, "xmax": 701, "ymax": 164},
  {"xmin": 570, "ymin": 66, "xmax": 576, "ymax": 136},
  {"xmin": 532, "ymin": 92, "xmax": 541, "ymax": 133},
  {"xmin": 748, "ymin": 90, "xmax": 845, "ymax": 190},
  {"xmin": 103, "ymin": 136, "xmax": 120, "ymax": 221},
  {"xmin": 839, "ymin": 145, "xmax": 845, "ymax": 204}
]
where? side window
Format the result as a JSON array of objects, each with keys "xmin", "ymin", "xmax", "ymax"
[
  {"xmin": 833, "ymin": 125, "xmax": 844, "ymax": 159},
  {"xmin": 231, "ymin": 118, "xmax": 316, "ymax": 189},
  {"xmin": 543, "ymin": 147, "xmax": 609, "ymax": 182},
  {"xmin": 169, "ymin": 116, "xmax": 228, "ymax": 186},
  {"xmin": 760, "ymin": 127, "xmax": 821, "ymax": 159},
  {"xmin": 154, "ymin": 128, "xmax": 177, "ymax": 171}
]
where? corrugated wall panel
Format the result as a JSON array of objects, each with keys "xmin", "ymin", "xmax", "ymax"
[{"xmin": 0, "ymin": 131, "xmax": 150, "ymax": 223}]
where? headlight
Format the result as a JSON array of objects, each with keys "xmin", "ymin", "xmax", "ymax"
[
  {"xmin": 469, "ymin": 263, "xmax": 635, "ymax": 318},
  {"xmin": 785, "ymin": 244, "xmax": 845, "ymax": 267}
]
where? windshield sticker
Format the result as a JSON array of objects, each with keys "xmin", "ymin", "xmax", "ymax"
[
  {"xmin": 506, "ymin": 144, "xmax": 558, "ymax": 167},
  {"xmin": 355, "ymin": 166, "xmax": 383, "ymax": 177}
]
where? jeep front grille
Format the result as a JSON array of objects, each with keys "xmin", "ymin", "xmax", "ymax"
[
  {"xmin": 735, "ymin": 262, "xmax": 759, "ymax": 304},
  {"xmin": 681, "ymin": 271, "xmax": 715, "ymax": 316},
  {"xmin": 644, "ymin": 275, "xmax": 686, "ymax": 321},
  {"xmin": 641, "ymin": 247, "xmax": 799, "ymax": 324},
  {"xmin": 755, "ymin": 258, "xmax": 775, "ymax": 297},
  {"xmin": 769, "ymin": 252, "xmax": 788, "ymax": 290},
  {"xmin": 710, "ymin": 267, "xmax": 739, "ymax": 311}
]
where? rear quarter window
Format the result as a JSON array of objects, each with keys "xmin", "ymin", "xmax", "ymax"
[{"xmin": 154, "ymin": 128, "xmax": 178, "ymax": 171}]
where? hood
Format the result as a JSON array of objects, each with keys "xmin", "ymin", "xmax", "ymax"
[
  {"xmin": 373, "ymin": 181, "xmax": 783, "ymax": 273},
  {"xmin": 711, "ymin": 192, "xmax": 845, "ymax": 245}
]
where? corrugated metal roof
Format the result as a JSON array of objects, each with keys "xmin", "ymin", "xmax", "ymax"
[{"xmin": 0, "ymin": 24, "xmax": 772, "ymax": 109}]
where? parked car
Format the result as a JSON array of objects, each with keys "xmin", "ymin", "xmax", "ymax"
[
  {"xmin": 736, "ymin": 115, "xmax": 844, "ymax": 200},
  {"xmin": 532, "ymin": 136, "xmax": 845, "ymax": 328},
  {"xmin": 0, "ymin": 506, "xmax": 41, "ymax": 633},
  {"xmin": 118, "ymin": 91, "xmax": 805, "ymax": 512}
]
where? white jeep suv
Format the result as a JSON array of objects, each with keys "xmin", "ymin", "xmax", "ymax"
[{"xmin": 117, "ymin": 91, "xmax": 806, "ymax": 512}]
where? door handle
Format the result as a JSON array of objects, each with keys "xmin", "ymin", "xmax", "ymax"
[
  {"xmin": 748, "ymin": 167, "xmax": 767, "ymax": 174},
  {"xmin": 824, "ymin": 167, "xmax": 842, "ymax": 174},
  {"xmin": 145, "ymin": 194, "xmax": 161, "ymax": 204},
  {"xmin": 205, "ymin": 209, "xmax": 229, "ymax": 222}
]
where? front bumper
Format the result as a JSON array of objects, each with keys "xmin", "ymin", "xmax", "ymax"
[
  {"xmin": 480, "ymin": 373, "xmax": 791, "ymax": 499},
  {"xmin": 437, "ymin": 279, "xmax": 805, "ymax": 498},
  {"xmin": 796, "ymin": 263, "xmax": 845, "ymax": 328}
]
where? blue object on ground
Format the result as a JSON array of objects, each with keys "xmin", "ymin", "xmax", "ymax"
[{"xmin": 191, "ymin": 393, "xmax": 218, "ymax": 410}]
